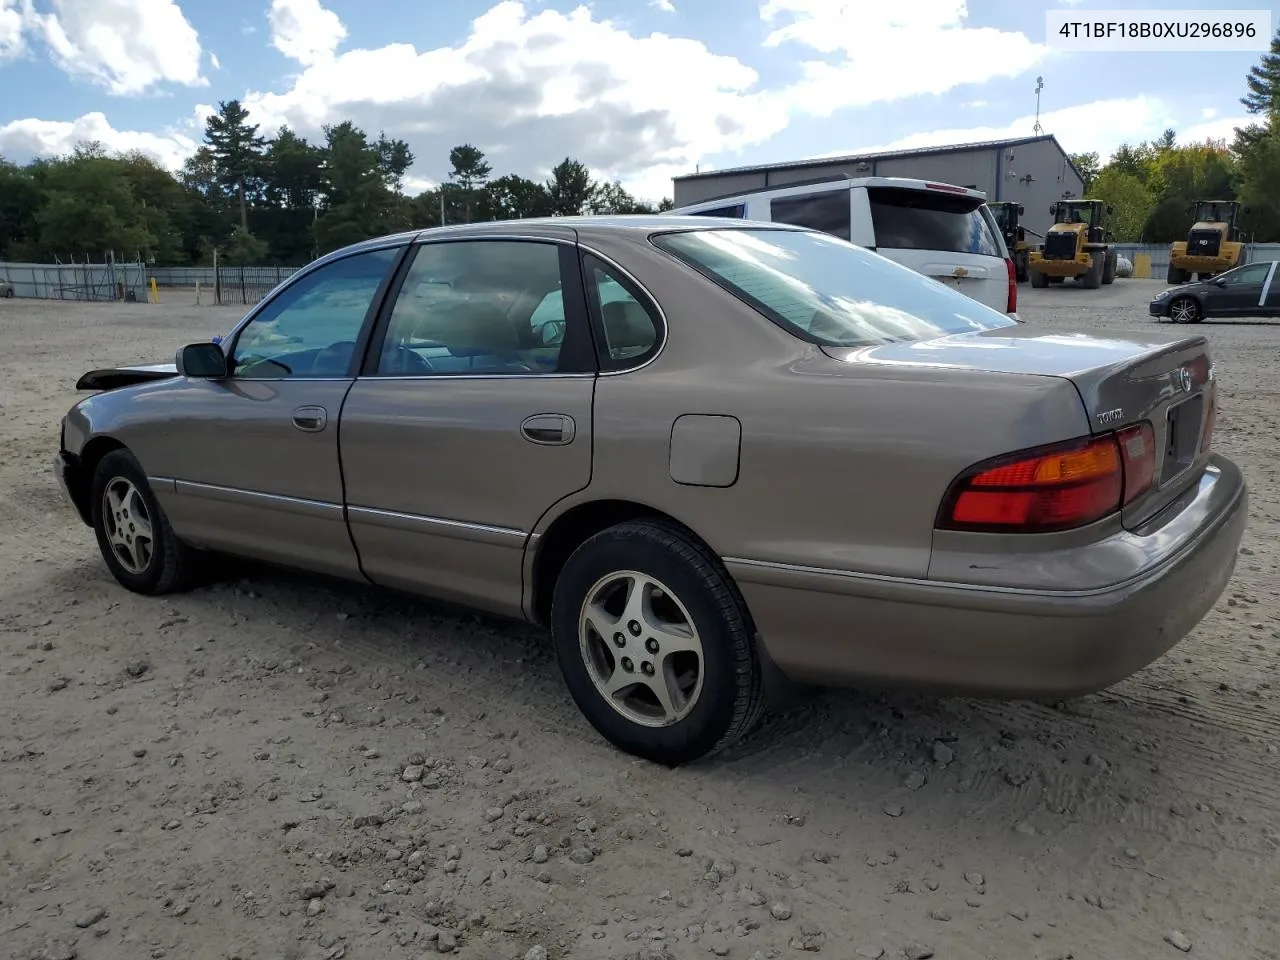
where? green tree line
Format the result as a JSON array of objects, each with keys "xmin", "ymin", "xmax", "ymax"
[
  {"xmin": 0, "ymin": 100, "xmax": 673, "ymax": 267},
  {"xmin": 1066, "ymin": 32, "xmax": 1280, "ymax": 243}
]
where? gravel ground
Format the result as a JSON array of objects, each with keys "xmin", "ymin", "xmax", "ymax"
[{"xmin": 2, "ymin": 279, "xmax": 1278, "ymax": 960}]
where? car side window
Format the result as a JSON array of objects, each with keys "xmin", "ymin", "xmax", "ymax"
[
  {"xmin": 584, "ymin": 256, "xmax": 661, "ymax": 370},
  {"xmin": 231, "ymin": 247, "xmax": 399, "ymax": 379},
  {"xmin": 375, "ymin": 240, "xmax": 568, "ymax": 376},
  {"xmin": 769, "ymin": 190, "xmax": 852, "ymax": 241},
  {"xmin": 1221, "ymin": 263, "xmax": 1270, "ymax": 285}
]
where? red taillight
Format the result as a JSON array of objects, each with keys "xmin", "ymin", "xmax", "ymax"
[
  {"xmin": 1117, "ymin": 422, "xmax": 1156, "ymax": 504},
  {"xmin": 939, "ymin": 425, "xmax": 1155, "ymax": 533},
  {"xmin": 925, "ymin": 181, "xmax": 971, "ymax": 193},
  {"xmin": 1005, "ymin": 257, "xmax": 1017, "ymax": 314}
]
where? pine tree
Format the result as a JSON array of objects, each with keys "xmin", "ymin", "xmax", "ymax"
[
  {"xmin": 1241, "ymin": 28, "xmax": 1280, "ymax": 116},
  {"xmin": 203, "ymin": 100, "xmax": 266, "ymax": 231}
]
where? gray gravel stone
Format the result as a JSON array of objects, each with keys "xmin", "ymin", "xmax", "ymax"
[
  {"xmin": 905, "ymin": 945, "xmax": 935, "ymax": 960},
  {"xmin": 770, "ymin": 902, "xmax": 792, "ymax": 920},
  {"xmin": 402, "ymin": 765, "xmax": 424, "ymax": 782},
  {"xmin": 532, "ymin": 844, "xmax": 549, "ymax": 864},
  {"xmin": 1164, "ymin": 930, "xmax": 1193, "ymax": 953},
  {"xmin": 74, "ymin": 907, "xmax": 107, "ymax": 928},
  {"xmin": 569, "ymin": 846, "xmax": 594, "ymax": 865},
  {"xmin": 436, "ymin": 929, "xmax": 457, "ymax": 953},
  {"xmin": 932, "ymin": 742, "xmax": 954, "ymax": 765},
  {"xmin": 525, "ymin": 948, "xmax": 548, "ymax": 960}
]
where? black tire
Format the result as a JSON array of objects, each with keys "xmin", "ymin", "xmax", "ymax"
[
  {"xmin": 1030, "ymin": 268, "xmax": 1048, "ymax": 289},
  {"xmin": 2, "ymin": 287, "xmax": 13, "ymax": 298},
  {"xmin": 550, "ymin": 520, "xmax": 765, "ymax": 766},
  {"xmin": 90, "ymin": 448, "xmax": 202, "ymax": 595},
  {"xmin": 1167, "ymin": 264, "xmax": 1185, "ymax": 284},
  {"xmin": 1081, "ymin": 254, "xmax": 1103, "ymax": 289},
  {"xmin": 1168, "ymin": 296, "xmax": 1202, "ymax": 324},
  {"xmin": 1101, "ymin": 250, "xmax": 1116, "ymax": 285}
]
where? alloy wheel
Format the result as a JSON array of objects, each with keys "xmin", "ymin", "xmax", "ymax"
[
  {"xmin": 101, "ymin": 477, "xmax": 154, "ymax": 575},
  {"xmin": 578, "ymin": 570, "xmax": 705, "ymax": 728}
]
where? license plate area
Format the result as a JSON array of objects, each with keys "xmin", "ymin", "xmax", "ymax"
[{"xmin": 1160, "ymin": 394, "xmax": 1204, "ymax": 485}]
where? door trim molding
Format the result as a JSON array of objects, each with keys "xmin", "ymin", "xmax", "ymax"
[
  {"xmin": 173, "ymin": 479, "xmax": 343, "ymax": 519},
  {"xmin": 347, "ymin": 505, "xmax": 527, "ymax": 546}
]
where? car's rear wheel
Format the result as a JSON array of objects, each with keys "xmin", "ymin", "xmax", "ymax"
[
  {"xmin": 90, "ymin": 449, "xmax": 202, "ymax": 594},
  {"xmin": 550, "ymin": 520, "xmax": 765, "ymax": 766},
  {"xmin": 1169, "ymin": 296, "xmax": 1202, "ymax": 324}
]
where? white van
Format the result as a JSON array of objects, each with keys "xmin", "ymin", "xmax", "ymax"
[{"xmin": 668, "ymin": 176, "xmax": 1018, "ymax": 319}]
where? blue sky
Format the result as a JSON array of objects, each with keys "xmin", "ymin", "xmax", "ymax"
[{"xmin": 0, "ymin": 0, "xmax": 1275, "ymax": 202}]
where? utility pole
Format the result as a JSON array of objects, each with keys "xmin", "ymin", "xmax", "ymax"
[{"xmin": 1033, "ymin": 76, "xmax": 1044, "ymax": 135}]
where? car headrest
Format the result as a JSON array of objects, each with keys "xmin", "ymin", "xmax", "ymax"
[
  {"xmin": 407, "ymin": 300, "xmax": 520, "ymax": 354},
  {"xmin": 601, "ymin": 300, "xmax": 655, "ymax": 353}
]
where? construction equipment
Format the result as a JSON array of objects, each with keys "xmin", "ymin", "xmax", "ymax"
[
  {"xmin": 1167, "ymin": 200, "xmax": 1247, "ymax": 284},
  {"xmin": 988, "ymin": 202, "xmax": 1043, "ymax": 283},
  {"xmin": 1027, "ymin": 200, "xmax": 1117, "ymax": 289}
]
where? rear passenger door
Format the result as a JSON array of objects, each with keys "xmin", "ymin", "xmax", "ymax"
[
  {"xmin": 855, "ymin": 185, "xmax": 1009, "ymax": 312},
  {"xmin": 338, "ymin": 235, "xmax": 597, "ymax": 618}
]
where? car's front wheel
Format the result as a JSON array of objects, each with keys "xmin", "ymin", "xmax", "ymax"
[
  {"xmin": 550, "ymin": 520, "xmax": 765, "ymax": 765},
  {"xmin": 1169, "ymin": 296, "xmax": 1202, "ymax": 324},
  {"xmin": 90, "ymin": 448, "xmax": 202, "ymax": 595}
]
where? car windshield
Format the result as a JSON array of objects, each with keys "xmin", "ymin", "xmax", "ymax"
[{"xmin": 651, "ymin": 227, "xmax": 1017, "ymax": 347}]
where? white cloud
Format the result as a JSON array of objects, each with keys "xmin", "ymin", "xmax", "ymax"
[
  {"xmin": 210, "ymin": 51, "xmax": 221, "ymax": 70},
  {"xmin": 269, "ymin": 0, "xmax": 347, "ymax": 67},
  {"xmin": 1201, "ymin": 107, "xmax": 1218, "ymax": 120},
  {"xmin": 761, "ymin": 0, "xmax": 1046, "ymax": 115},
  {"xmin": 811, "ymin": 95, "xmax": 1186, "ymax": 162},
  {"xmin": 0, "ymin": 111, "xmax": 197, "ymax": 169},
  {"xmin": 24, "ymin": 0, "xmax": 204, "ymax": 95},
  {"xmin": 961, "ymin": 100, "xmax": 988, "ymax": 108},
  {"xmin": 0, "ymin": 0, "xmax": 25, "ymax": 60},
  {"xmin": 1180, "ymin": 114, "xmax": 1253, "ymax": 144},
  {"xmin": 239, "ymin": 0, "xmax": 788, "ymax": 200},
  {"xmin": 651, "ymin": 0, "xmax": 675, "ymax": 11}
]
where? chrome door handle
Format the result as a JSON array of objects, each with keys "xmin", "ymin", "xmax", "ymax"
[
  {"xmin": 520, "ymin": 413, "xmax": 575, "ymax": 445},
  {"xmin": 292, "ymin": 405, "xmax": 328, "ymax": 432}
]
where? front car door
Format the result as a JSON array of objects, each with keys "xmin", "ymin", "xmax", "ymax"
[
  {"xmin": 1205, "ymin": 261, "xmax": 1272, "ymax": 316},
  {"xmin": 339, "ymin": 230, "xmax": 597, "ymax": 617},
  {"xmin": 158, "ymin": 242, "xmax": 405, "ymax": 577}
]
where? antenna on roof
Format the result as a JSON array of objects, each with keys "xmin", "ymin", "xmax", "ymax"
[{"xmin": 1033, "ymin": 76, "xmax": 1044, "ymax": 135}]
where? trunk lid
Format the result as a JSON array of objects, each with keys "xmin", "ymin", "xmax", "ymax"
[{"xmin": 821, "ymin": 327, "xmax": 1216, "ymax": 529}]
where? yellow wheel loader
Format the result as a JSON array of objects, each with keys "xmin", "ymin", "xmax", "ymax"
[
  {"xmin": 1168, "ymin": 200, "xmax": 1247, "ymax": 284},
  {"xmin": 1027, "ymin": 200, "xmax": 1117, "ymax": 290},
  {"xmin": 988, "ymin": 201, "xmax": 1042, "ymax": 283}
]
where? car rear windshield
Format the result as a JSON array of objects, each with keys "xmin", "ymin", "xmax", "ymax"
[
  {"xmin": 868, "ymin": 186, "xmax": 1002, "ymax": 258},
  {"xmin": 651, "ymin": 227, "xmax": 1017, "ymax": 348}
]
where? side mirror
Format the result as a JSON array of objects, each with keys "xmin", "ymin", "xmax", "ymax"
[
  {"xmin": 1049, "ymin": 205, "xmax": 1056, "ymax": 215},
  {"xmin": 1213, "ymin": 278, "xmax": 1228, "ymax": 287},
  {"xmin": 1016, "ymin": 203, "xmax": 1024, "ymax": 215},
  {"xmin": 1106, "ymin": 205, "xmax": 1114, "ymax": 215},
  {"xmin": 176, "ymin": 342, "xmax": 228, "ymax": 378}
]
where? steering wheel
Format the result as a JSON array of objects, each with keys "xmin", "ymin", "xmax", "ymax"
[
  {"xmin": 386, "ymin": 343, "xmax": 433, "ymax": 374},
  {"xmin": 311, "ymin": 340, "xmax": 358, "ymax": 376}
]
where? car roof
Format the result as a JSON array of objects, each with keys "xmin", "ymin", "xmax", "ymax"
[{"xmin": 310, "ymin": 216, "xmax": 808, "ymax": 266}]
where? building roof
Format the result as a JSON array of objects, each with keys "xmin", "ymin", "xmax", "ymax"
[{"xmin": 674, "ymin": 134, "xmax": 1078, "ymax": 183}]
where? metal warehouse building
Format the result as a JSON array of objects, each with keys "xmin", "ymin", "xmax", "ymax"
[{"xmin": 671, "ymin": 134, "xmax": 1086, "ymax": 239}]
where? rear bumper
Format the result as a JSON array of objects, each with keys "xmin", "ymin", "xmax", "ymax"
[{"xmin": 727, "ymin": 456, "xmax": 1247, "ymax": 698}]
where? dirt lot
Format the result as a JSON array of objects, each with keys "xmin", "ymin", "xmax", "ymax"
[{"xmin": 2, "ymin": 279, "xmax": 1279, "ymax": 960}]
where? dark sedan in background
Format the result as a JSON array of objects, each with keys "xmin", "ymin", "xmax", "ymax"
[{"xmin": 1151, "ymin": 260, "xmax": 1280, "ymax": 323}]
